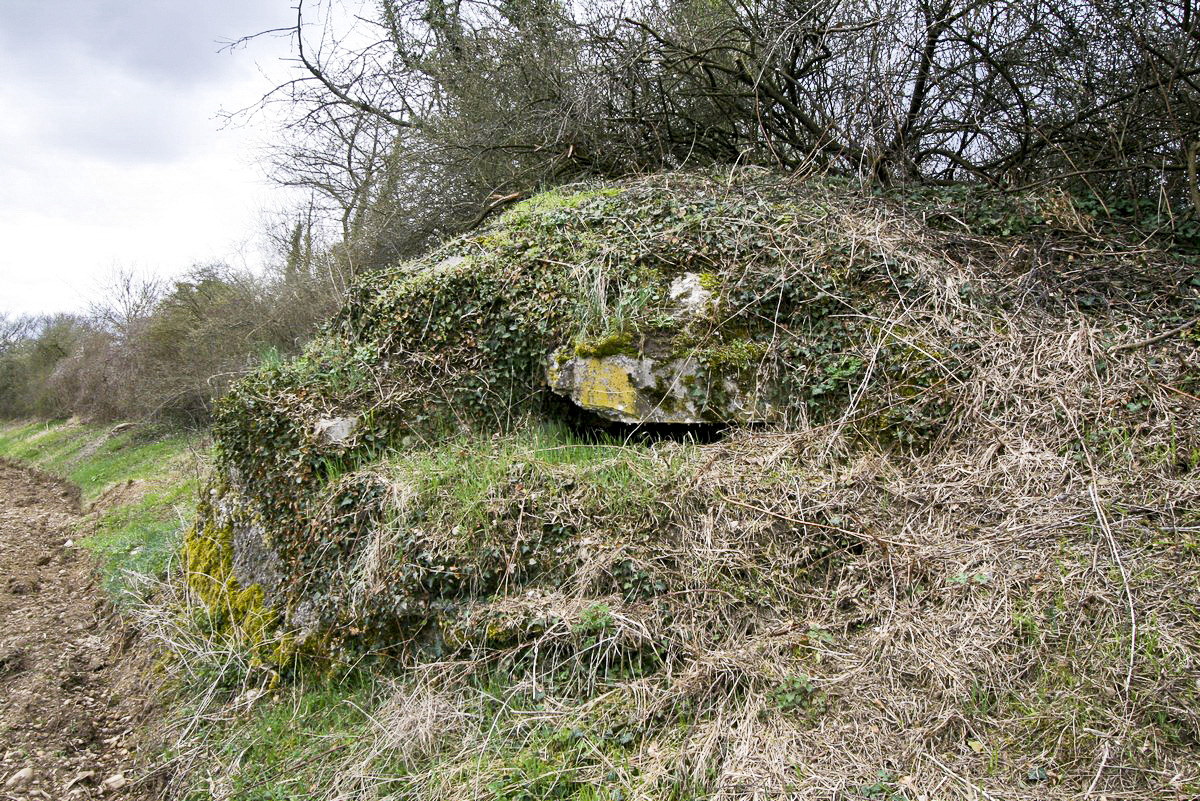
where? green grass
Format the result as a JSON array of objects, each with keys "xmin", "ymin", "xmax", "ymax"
[
  {"xmin": 0, "ymin": 419, "xmax": 198, "ymax": 499},
  {"xmin": 87, "ymin": 479, "xmax": 199, "ymax": 598},
  {"xmin": 385, "ymin": 421, "xmax": 685, "ymax": 536},
  {"xmin": 0, "ymin": 418, "xmax": 205, "ymax": 598},
  {"xmin": 167, "ymin": 664, "xmax": 642, "ymax": 801},
  {"xmin": 174, "ymin": 678, "xmax": 374, "ymax": 801}
]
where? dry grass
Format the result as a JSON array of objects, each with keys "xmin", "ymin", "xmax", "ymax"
[
  {"xmin": 148, "ymin": 174, "xmax": 1200, "ymax": 800},
  {"xmin": 314, "ymin": 189, "xmax": 1199, "ymax": 800},
  {"xmin": 312, "ymin": 341, "xmax": 1198, "ymax": 799}
]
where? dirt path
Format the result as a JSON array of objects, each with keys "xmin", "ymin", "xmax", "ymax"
[{"xmin": 0, "ymin": 460, "xmax": 154, "ymax": 799}]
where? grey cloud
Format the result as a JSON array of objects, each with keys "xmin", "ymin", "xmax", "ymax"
[
  {"xmin": 0, "ymin": 1, "xmax": 297, "ymax": 317},
  {"xmin": 0, "ymin": 0, "xmax": 292, "ymax": 165},
  {"xmin": 0, "ymin": 0, "xmax": 288, "ymax": 88}
]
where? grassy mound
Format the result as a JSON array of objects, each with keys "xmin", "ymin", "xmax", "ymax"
[{"xmin": 190, "ymin": 169, "xmax": 1200, "ymax": 799}]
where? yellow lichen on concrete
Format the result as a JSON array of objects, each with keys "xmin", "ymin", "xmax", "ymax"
[
  {"xmin": 576, "ymin": 358, "xmax": 638, "ymax": 415},
  {"xmin": 182, "ymin": 500, "xmax": 293, "ymax": 670}
]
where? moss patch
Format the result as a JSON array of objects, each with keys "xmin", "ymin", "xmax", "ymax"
[
  {"xmin": 183, "ymin": 500, "xmax": 289, "ymax": 667},
  {"xmin": 574, "ymin": 331, "xmax": 636, "ymax": 359}
]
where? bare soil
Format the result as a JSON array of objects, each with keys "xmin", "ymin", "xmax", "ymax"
[{"xmin": 0, "ymin": 460, "xmax": 155, "ymax": 800}]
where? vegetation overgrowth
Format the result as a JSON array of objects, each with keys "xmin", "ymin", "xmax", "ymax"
[
  {"xmin": 1, "ymin": 0, "xmax": 1197, "ymax": 794},
  {"xmin": 0, "ymin": 256, "xmax": 348, "ymax": 425},
  {"xmin": 1, "ymin": 173, "xmax": 1198, "ymax": 800},
  {"xmin": 155, "ymin": 171, "xmax": 1200, "ymax": 799},
  {"xmin": 263, "ymin": 0, "xmax": 1200, "ymax": 263}
]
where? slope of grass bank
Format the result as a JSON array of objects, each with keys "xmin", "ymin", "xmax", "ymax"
[
  {"xmin": 179, "ymin": 422, "xmax": 1200, "ymax": 800},
  {"xmin": 184, "ymin": 170, "xmax": 1200, "ymax": 800},
  {"xmin": 0, "ymin": 418, "xmax": 358, "ymax": 799},
  {"xmin": 0, "ymin": 418, "xmax": 205, "ymax": 597}
]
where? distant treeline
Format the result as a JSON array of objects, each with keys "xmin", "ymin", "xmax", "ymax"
[{"xmin": 0, "ymin": 254, "xmax": 345, "ymax": 425}]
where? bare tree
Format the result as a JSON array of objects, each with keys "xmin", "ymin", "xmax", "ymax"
[
  {"xmin": 238, "ymin": 0, "xmax": 1200, "ymax": 258},
  {"xmin": 0, "ymin": 313, "xmax": 36, "ymax": 354},
  {"xmin": 88, "ymin": 267, "xmax": 164, "ymax": 342}
]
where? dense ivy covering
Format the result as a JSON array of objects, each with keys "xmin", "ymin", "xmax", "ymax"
[{"xmin": 205, "ymin": 169, "xmax": 1199, "ymax": 658}]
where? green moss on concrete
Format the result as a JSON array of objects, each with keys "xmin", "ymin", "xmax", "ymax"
[
  {"xmin": 574, "ymin": 331, "xmax": 636, "ymax": 359},
  {"xmin": 205, "ymin": 168, "xmax": 1197, "ymax": 663},
  {"xmin": 183, "ymin": 499, "xmax": 291, "ymax": 667},
  {"xmin": 697, "ymin": 339, "xmax": 768, "ymax": 370},
  {"xmin": 207, "ymin": 170, "xmax": 996, "ymax": 658}
]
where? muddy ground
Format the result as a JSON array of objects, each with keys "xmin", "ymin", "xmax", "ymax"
[{"xmin": 0, "ymin": 460, "xmax": 155, "ymax": 799}]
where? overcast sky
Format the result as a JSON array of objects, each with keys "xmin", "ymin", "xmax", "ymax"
[{"xmin": 0, "ymin": 0, "xmax": 302, "ymax": 317}]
